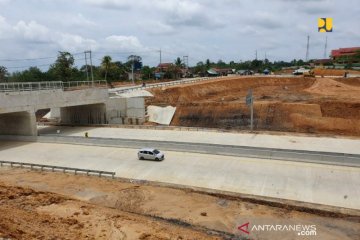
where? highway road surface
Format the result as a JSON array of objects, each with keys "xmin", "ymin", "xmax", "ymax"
[
  {"xmin": 0, "ymin": 140, "xmax": 359, "ymax": 210},
  {"xmin": 38, "ymin": 126, "xmax": 360, "ymax": 154}
]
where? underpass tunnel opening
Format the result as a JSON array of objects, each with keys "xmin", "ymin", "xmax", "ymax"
[
  {"xmin": 60, "ymin": 103, "xmax": 107, "ymax": 125},
  {"xmin": 36, "ymin": 108, "xmax": 51, "ymax": 123},
  {"xmin": 0, "ymin": 111, "xmax": 37, "ymax": 136}
]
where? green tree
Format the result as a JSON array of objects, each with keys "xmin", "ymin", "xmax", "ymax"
[
  {"xmin": 174, "ymin": 57, "xmax": 183, "ymax": 67},
  {"xmin": 127, "ymin": 55, "xmax": 142, "ymax": 70},
  {"xmin": 14, "ymin": 67, "xmax": 44, "ymax": 82},
  {"xmin": 194, "ymin": 61, "xmax": 206, "ymax": 75},
  {"xmin": 205, "ymin": 59, "xmax": 211, "ymax": 69},
  {"xmin": 48, "ymin": 52, "xmax": 75, "ymax": 82},
  {"xmin": 141, "ymin": 66, "xmax": 153, "ymax": 80},
  {"xmin": 251, "ymin": 59, "xmax": 263, "ymax": 70},
  {"xmin": 217, "ymin": 59, "xmax": 227, "ymax": 68},
  {"xmin": 101, "ymin": 55, "xmax": 112, "ymax": 82},
  {"xmin": 113, "ymin": 61, "xmax": 128, "ymax": 80},
  {"xmin": 0, "ymin": 66, "xmax": 8, "ymax": 82}
]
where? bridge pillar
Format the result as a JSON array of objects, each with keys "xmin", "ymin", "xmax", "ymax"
[{"xmin": 0, "ymin": 111, "xmax": 37, "ymax": 136}]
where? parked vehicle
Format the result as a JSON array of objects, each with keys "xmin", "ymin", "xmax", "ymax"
[
  {"xmin": 138, "ymin": 148, "xmax": 165, "ymax": 161},
  {"xmin": 292, "ymin": 68, "xmax": 310, "ymax": 75},
  {"xmin": 237, "ymin": 70, "xmax": 254, "ymax": 75}
]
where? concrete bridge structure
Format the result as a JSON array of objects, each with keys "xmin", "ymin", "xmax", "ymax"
[{"xmin": 0, "ymin": 81, "xmax": 145, "ymax": 136}]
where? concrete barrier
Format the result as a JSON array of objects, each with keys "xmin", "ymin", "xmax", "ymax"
[{"xmin": 1, "ymin": 135, "xmax": 359, "ymax": 167}]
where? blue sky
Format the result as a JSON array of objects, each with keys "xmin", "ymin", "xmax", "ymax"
[{"xmin": 0, "ymin": 0, "xmax": 359, "ymax": 71}]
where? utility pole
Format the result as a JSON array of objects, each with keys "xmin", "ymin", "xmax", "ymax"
[
  {"xmin": 128, "ymin": 55, "xmax": 135, "ymax": 85},
  {"xmin": 89, "ymin": 50, "xmax": 94, "ymax": 83},
  {"xmin": 84, "ymin": 51, "xmax": 89, "ymax": 81},
  {"xmin": 324, "ymin": 35, "xmax": 328, "ymax": 58},
  {"xmin": 246, "ymin": 89, "xmax": 254, "ymax": 132},
  {"xmin": 183, "ymin": 55, "xmax": 189, "ymax": 68},
  {"xmin": 183, "ymin": 55, "xmax": 189, "ymax": 77},
  {"xmin": 131, "ymin": 60, "xmax": 135, "ymax": 85},
  {"xmin": 305, "ymin": 35, "xmax": 310, "ymax": 62},
  {"xmin": 255, "ymin": 50, "xmax": 258, "ymax": 60},
  {"xmin": 159, "ymin": 49, "xmax": 162, "ymax": 65},
  {"xmin": 85, "ymin": 50, "xmax": 94, "ymax": 84}
]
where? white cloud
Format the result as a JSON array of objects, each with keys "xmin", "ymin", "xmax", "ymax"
[
  {"xmin": 104, "ymin": 35, "xmax": 144, "ymax": 51},
  {"xmin": 0, "ymin": 15, "xmax": 12, "ymax": 38},
  {"xmin": 139, "ymin": 21, "xmax": 175, "ymax": 35},
  {"xmin": 0, "ymin": 0, "xmax": 359, "ymax": 67},
  {"xmin": 57, "ymin": 33, "xmax": 98, "ymax": 52},
  {"xmin": 0, "ymin": 16, "xmax": 98, "ymax": 52},
  {"xmin": 70, "ymin": 13, "xmax": 98, "ymax": 27},
  {"xmin": 82, "ymin": 0, "xmax": 131, "ymax": 9},
  {"xmin": 83, "ymin": 0, "xmax": 224, "ymax": 29},
  {"xmin": 250, "ymin": 11, "xmax": 284, "ymax": 29},
  {"xmin": 13, "ymin": 20, "xmax": 51, "ymax": 43}
]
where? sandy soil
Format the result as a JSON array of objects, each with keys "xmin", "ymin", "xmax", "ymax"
[
  {"xmin": 147, "ymin": 76, "xmax": 360, "ymax": 136},
  {"xmin": 312, "ymin": 69, "xmax": 360, "ymax": 77},
  {"xmin": 0, "ymin": 168, "xmax": 359, "ymax": 240}
]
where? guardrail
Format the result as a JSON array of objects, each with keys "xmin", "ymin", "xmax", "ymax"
[
  {"xmin": 0, "ymin": 160, "xmax": 116, "ymax": 178},
  {"xmin": 0, "ymin": 81, "xmax": 64, "ymax": 92},
  {"xmin": 63, "ymin": 80, "xmax": 108, "ymax": 90},
  {"xmin": 112, "ymin": 76, "xmax": 227, "ymax": 94},
  {"xmin": 0, "ymin": 80, "xmax": 107, "ymax": 92},
  {"xmin": 1, "ymin": 135, "xmax": 358, "ymax": 167}
]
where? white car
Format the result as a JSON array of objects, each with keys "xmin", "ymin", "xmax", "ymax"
[
  {"xmin": 138, "ymin": 148, "xmax": 165, "ymax": 161},
  {"xmin": 293, "ymin": 68, "xmax": 310, "ymax": 75}
]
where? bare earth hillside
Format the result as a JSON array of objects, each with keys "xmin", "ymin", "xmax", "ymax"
[{"xmin": 147, "ymin": 76, "xmax": 360, "ymax": 136}]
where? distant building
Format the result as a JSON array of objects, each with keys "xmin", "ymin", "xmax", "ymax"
[
  {"xmin": 211, "ymin": 68, "xmax": 233, "ymax": 76},
  {"xmin": 155, "ymin": 63, "xmax": 182, "ymax": 79},
  {"xmin": 312, "ymin": 59, "xmax": 333, "ymax": 68},
  {"xmin": 331, "ymin": 47, "xmax": 360, "ymax": 64},
  {"xmin": 156, "ymin": 63, "xmax": 174, "ymax": 72},
  {"xmin": 206, "ymin": 68, "xmax": 219, "ymax": 76}
]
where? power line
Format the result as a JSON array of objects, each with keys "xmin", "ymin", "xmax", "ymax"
[
  {"xmin": 6, "ymin": 57, "xmax": 86, "ymax": 69},
  {"xmin": 6, "ymin": 63, "xmax": 54, "ymax": 69},
  {"xmin": 0, "ymin": 51, "xmax": 85, "ymax": 62}
]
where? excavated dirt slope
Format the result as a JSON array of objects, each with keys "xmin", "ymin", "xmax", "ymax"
[
  {"xmin": 147, "ymin": 76, "xmax": 360, "ymax": 136},
  {"xmin": 0, "ymin": 169, "xmax": 359, "ymax": 240}
]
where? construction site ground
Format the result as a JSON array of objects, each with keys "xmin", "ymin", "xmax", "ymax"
[
  {"xmin": 1, "ymin": 140, "xmax": 359, "ymax": 209},
  {"xmin": 146, "ymin": 75, "xmax": 360, "ymax": 136},
  {"xmin": 0, "ymin": 168, "xmax": 359, "ymax": 240}
]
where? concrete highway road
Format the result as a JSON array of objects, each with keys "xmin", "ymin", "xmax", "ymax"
[
  {"xmin": 0, "ymin": 141, "xmax": 359, "ymax": 210},
  {"xmin": 38, "ymin": 126, "xmax": 360, "ymax": 154}
]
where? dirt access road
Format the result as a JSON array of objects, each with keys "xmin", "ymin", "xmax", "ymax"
[
  {"xmin": 147, "ymin": 76, "xmax": 360, "ymax": 136},
  {"xmin": 0, "ymin": 168, "xmax": 359, "ymax": 240}
]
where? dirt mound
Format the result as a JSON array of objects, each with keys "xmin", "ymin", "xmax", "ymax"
[
  {"xmin": 149, "ymin": 77, "xmax": 316, "ymax": 106},
  {"xmin": 147, "ymin": 76, "xmax": 360, "ymax": 136},
  {"xmin": 313, "ymin": 69, "xmax": 360, "ymax": 76},
  {"xmin": 0, "ymin": 182, "xmax": 220, "ymax": 240},
  {"xmin": 304, "ymin": 78, "xmax": 360, "ymax": 98},
  {"xmin": 335, "ymin": 77, "xmax": 360, "ymax": 86},
  {"xmin": 1, "ymin": 169, "xmax": 359, "ymax": 240}
]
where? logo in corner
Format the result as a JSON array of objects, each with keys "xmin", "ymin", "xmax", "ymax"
[
  {"xmin": 238, "ymin": 222, "xmax": 250, "ymax": 234},
  {"xmin": 318, "ymin": 18, "xmax": 333, "ymax": 32}
]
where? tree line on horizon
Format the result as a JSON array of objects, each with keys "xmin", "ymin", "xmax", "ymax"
[{"xmin": 0, "ymin": 51, "xmax": 314, "ymax": 83}]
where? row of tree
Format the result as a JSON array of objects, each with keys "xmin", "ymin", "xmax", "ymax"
[
  {"xmin": 0, "ymin": 51, "xmax": 318, "ymax": 83},
  {"xmin": 0, "ymin": 52, "xmax": 146, "ymax": 83}
]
